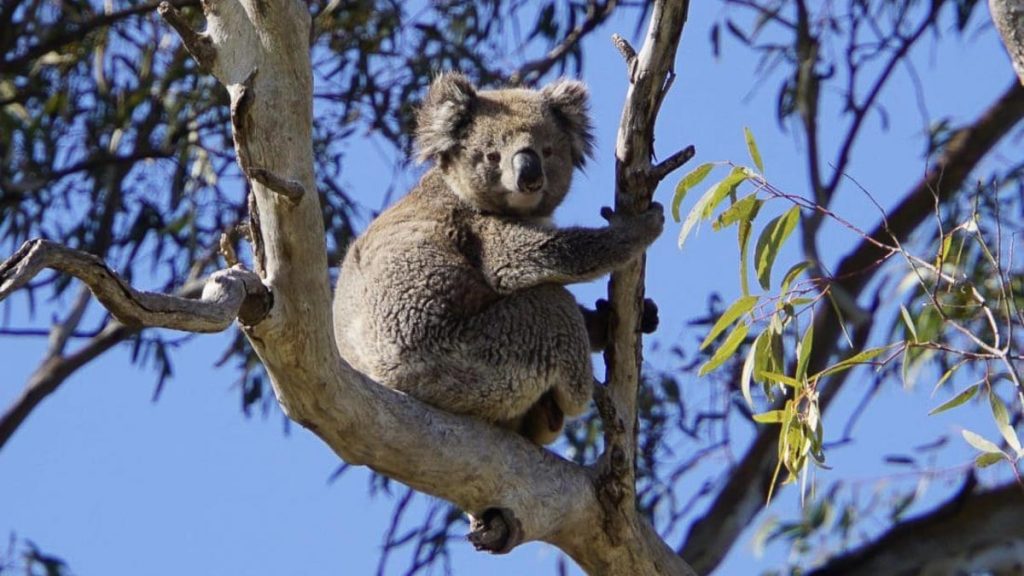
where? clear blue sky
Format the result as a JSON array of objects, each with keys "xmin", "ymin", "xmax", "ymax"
[{"xmin": 1, "ymin": 3, "xmax": 1019, "ymax": 575}]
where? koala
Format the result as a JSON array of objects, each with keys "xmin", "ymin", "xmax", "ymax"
[{"xmin": 333, "ymin": 72, "xmax": 663, "ymax": 445}]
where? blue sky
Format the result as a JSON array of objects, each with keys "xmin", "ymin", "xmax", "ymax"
[{"xmin": 1, "ymin": 2, "xmax": 1020, "ymax": 575}]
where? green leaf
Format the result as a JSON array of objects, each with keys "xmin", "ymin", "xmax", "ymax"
[
  {"xmin": 815, "ymin": 346, "xmax": 890, "ymax": 379},
  {"xmin": 989, "ymin": 392, "xmax": 1023, "ymax": 456},
  {"xmin": 975, "ymin": 452, "xmax": 1006, "ymax": 468},
  {"xmin": 779, "ymin": 261, "xmax": 809, "ymax": 297},
  {"xmin": 757, "ymin": 370, "xmax": 802, "ymax": 389},
  {"xmin": 795, "ymin": 320, "xmax": 814, "ymax": 381},
  {"xmin": 930, "ymin": 360, "xmax": 966, "ymax": 396},
  {"xmin": 753, "ymin": 409, "xmax": 786, "ymax": 424},
  {"xmin": 679, "ymin": 166, "xmax": 747, "ymax": 249},
  {"xmin": 737, "ymin": 198, "xmax": 764, "ymax": 296},
  {"xmin": 744, "ymin": 126, "xmax": 765, "ymax": 173},
  {"xmin": 899, "ymin": 304, "xmax": 918, "ymax": 343},
  {"xmin": 672, "ymin": 162, "xmax": 715, "ymax": 222},
  {"xmin": 699, "ymin": 322, "xmax": 749, "ymax": 376},
  {"xmin": 754, "ymin": 206, "xmax": 800, "ymax": 290},
  {"xmin": 713, "ymin": 194, "xmax": 761, "ymax": 231},
  {"xmin": 939, "ymin": 233, "xmax": 953, "ymax": 266},
  {"xmin": 701, "ymin": 167, "xmax": 750, "ymax": 220},
  {"xmin": 740, "ymin": 331, "xmax": 765, "ymax": 409},
  {"xmin": 700, "ymin": 295, "xmax": 759, "ymax": 350},
  {"xmin": 929, "ymin": 383, "xmax": 980, "ymax": 415},
  {"xmin": 961, "ymin": 429, "xmax": 1003, "ymax": 454}
]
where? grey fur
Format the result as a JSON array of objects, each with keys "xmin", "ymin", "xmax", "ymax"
[{"xmin": 334, "ymin": 74, "xmax": 663, "ymax": 444}]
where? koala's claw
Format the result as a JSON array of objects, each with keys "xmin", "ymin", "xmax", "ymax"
[
  {"xmin": 468, "ymin": 507, "xmax": 523, "ymax": 554},
  {"xmin": 641, "ymin": 297, "xmax": 659, "ymax": 334}
]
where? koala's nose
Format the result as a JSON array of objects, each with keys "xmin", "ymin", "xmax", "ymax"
[{"xmin": 513, "ymin": 149, "xmax": 544, "ymax": 193}]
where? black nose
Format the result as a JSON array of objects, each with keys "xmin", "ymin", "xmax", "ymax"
[{"xmin": 513, "ymin": 149, "xmax": 543, "ymax": 193}]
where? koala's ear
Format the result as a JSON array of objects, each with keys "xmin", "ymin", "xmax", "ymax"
[
  {"xmin": 541, "ymin": 79, "xmax": 595, "ymax": 168},
  {"xmin": 415, "ymin": 72, "xmax": 478, "ymax": 164}
]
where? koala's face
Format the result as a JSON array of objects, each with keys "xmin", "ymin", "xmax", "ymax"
[{"xmin": 416, "ymin": 73, "xmax": 594, "ymax": 218}]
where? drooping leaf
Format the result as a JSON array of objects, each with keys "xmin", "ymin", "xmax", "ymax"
[
  {"xmin": 899, "ymin": 304, "xmax": 918, "ymax": 343},
  {"xmin": 699, "ymin": 322, "xmax": 749, "ymax": 376},
  {"xmin": 989, "ymin": 392, "xmax": 1023, "ymax": 456},
  {"xmin": 672, "ymin": 162, "xmax": 715, "ymax": 222},
  {"xmin": 744, "ymin": 126, "xmax": 764, "ymax": 173},
  {"xmin": 779, "ymin": 261, "xmax": 809, "ymax": 297},
  {"xmin": 700, "ymin": 295, "xmax": 759, "ymax": 350},
  {"xmin": 754, "ymin": 206, "xmax": 800, "ymax": 290},
  {"xmin": 930, "ymin": 360, "xmax": 966, "ymax": 396},
  {"xmin": 929, "ymin": 383, "xmax": 980, "ymax": 415},
  {"xmin": 795, "ymin": 319, "xmax": 814, "ymax": 381},
  {"xmin": 961, "ymin": 429, "xmax": 1003, "ymax": 454},
  {"xmin": 737, "ymin": 198, "xmax": 764, "ymax": 296},
  {"xmin": 740, "ymin": 331, "xmax": 766, "ymax": 409}
]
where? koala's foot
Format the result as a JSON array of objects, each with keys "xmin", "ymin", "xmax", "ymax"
[
  {"xmin": 581, "ymin": 297, "xmax": 660, "ymax": 351},
  {"xmin": 468, "ymin": 507, "xmax": 522, "ymax": 554},
  {"xmin": 517, "ymin": 390, "xmax": 565, "ymax": 445}
]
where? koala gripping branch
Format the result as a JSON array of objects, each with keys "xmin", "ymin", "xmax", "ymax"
[{"xmin": 0, "ymin": 0, "xmax": 697, "ymax": 574}]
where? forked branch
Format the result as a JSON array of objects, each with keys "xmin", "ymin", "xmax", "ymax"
[{"xmin": 0, "ymin": 239, "xmax": 270, "ymax": 331}]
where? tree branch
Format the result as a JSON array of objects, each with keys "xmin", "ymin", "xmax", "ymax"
[
  {"xmin": 679, "ymin": 79, "xmax": 1024, "ymax": 574},
  {"xmin": 0, "ymin": 322, "xmax": 132, "ymax": 450},
  {"xmin": 508, "ymin": 0, "xmax": 619, "ymax": 86},
  {"xmin": 0, "ymin": 239, "xmax": 269, "ymax": 331},
  {"xmin": 599, "ymin": 0, "xmax": 691, "ymax": 541},
  {"xmin": 0, "ymin": 0, "xmax": 199, "ymax": 74},
  {"xmin": 809, "ymin": 478, "xmax": 1024, "ymax": 575}
]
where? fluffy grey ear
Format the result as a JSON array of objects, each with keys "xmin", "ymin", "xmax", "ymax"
[
  {"xmin": 541, "ymin": 79, "xmax": 595, "ymax": 168},
  {"xmin": 415, "ymin": 72, "xmax": 478, "ymax": 164}
]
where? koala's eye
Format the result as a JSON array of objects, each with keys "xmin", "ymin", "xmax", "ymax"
[
  {"xmin": 486, "ymin": 152, "xmax": 501, "ymax": 164},
  {"xmin": 542, "ymin": 146, "xmax": 554, "ymax": 158}
]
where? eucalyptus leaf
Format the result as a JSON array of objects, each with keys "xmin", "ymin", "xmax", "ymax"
[
  {"xmin": 962, "ymin": 429, "xmax": 1003, "ymax": 454},
  {"xmin": 699, "ymin": 322, "xmax": 750, "ymax": 376},
  {"xmin": 744, "ymin": 126, "xmax": 765, "ymax": 173},
  {"xmin": 700, "ymin": 295, "xmax": 759, "ymax": 350},
  {"xmin": 928, "ymin": 383, "xmax": 980, "ymax": 415},
  {"xmin": 754, "ymin": 206, "xmax": 800, "ymax": 290},
  {"xmin": 672, "ymin": 162, "xmax": 714, "ymax": 222}
]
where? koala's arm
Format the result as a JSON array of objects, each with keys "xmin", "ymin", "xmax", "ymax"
[{"xmin": 476, "ymin": 203, "xmax": 664, "ymax": 293}]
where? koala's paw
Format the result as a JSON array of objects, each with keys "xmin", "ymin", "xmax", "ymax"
[
  {"xmin": 600, "ymin": 202, "xmax": 664, "ymax": 241},
  {"xmin": 468, "ymin": 507, "xmax": 523, "ymax": 554},
  {"xmin": 592, "ymin": 297, "xmax": 659, "ymax": 335}
]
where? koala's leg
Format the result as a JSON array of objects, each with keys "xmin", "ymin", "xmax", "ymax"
[{"xmin": 397, "ymin": 285, "xmax": 593, "ymax": 443}]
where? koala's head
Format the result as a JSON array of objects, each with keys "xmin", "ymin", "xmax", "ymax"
[{"xmin": 415, "ymin": 72, "xmax": 594, "ymax": 218}]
